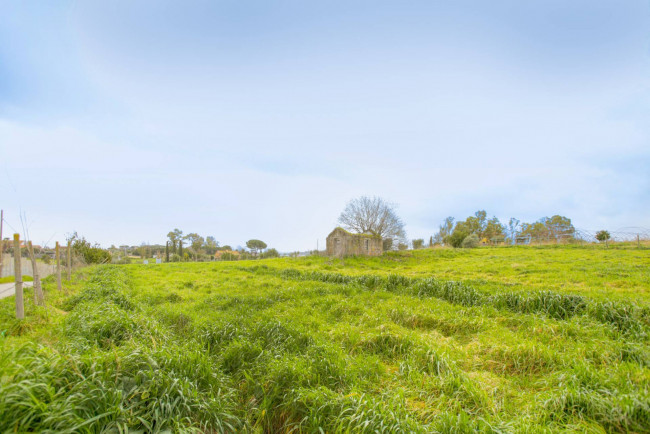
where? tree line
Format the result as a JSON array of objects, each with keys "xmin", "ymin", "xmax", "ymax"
[
  {"xmin": 336, "ymin": 197, "xmax": 580, "ymax": 250},
  {"xmin": 426, "ymin": 211, "xmax": 576, "ymax": 248},
  {"xmin": 163, "ymin": 229, "xmax": 279, "ymax": 262}
]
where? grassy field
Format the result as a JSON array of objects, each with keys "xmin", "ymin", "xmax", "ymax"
[{"xmin": 0, "ymin": 245, "xmax": 649, "ymax": 432}]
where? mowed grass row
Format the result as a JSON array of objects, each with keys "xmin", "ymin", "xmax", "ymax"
[
  {"xmin": 260, "ymin": 246, "xmax": 650, "ymax": 303},
  {"xmin": 0, "ymin": 245, "xmax": 649, "ymax": 432},
  {"xmin": 267, "ymin": 267, "xmax": 650, "ymax": 336}
]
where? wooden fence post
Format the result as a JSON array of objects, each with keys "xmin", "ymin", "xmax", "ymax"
[
  {"xmin": 67, "ymin": 240, "xmax": 72, "ymax": 280},
  {"xmin": 27, "ymin": 241, "xmax": 45, "ymax": 306},
  {"xmin": 56, "ymin": 242, "xmax": 62, "ymax": 291},
  {"xmin": 14, "ymin": 234, "xmax": 24, "ymax": 320},
  {"xmin": 0, "ymin": 209, "xmax": 4, "ymax": 278}
]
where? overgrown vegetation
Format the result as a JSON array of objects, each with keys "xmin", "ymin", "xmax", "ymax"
[
  {"xmin": 434, "ymin": 210, "xmax": 577, "ymax": 247},
  {"xmin": 68, "ymin": 232, "xmax": 112, "ymax": 264},
  {"xmin": 1, "ymin": 245, "xmax": 648, "ymax": 432}
]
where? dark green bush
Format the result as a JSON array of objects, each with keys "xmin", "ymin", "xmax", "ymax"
[{"xmin": 446, "ymin": 228, "xmax": 469, "ymax": 248}]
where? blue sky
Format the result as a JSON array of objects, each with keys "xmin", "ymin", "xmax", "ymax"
[{"xmin": 1, "ymin": 0, "xmax": 649, "ymax": 250}]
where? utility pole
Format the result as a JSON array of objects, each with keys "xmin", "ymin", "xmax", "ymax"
[{"xmin": 14, "ymin": 234, "xmax": 24, "ymax": 320}]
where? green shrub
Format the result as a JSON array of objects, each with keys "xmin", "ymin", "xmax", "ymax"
[
  {"xmin": 412, "ymin": 239, "xmax": 425, "ymax": 249},
  {"xmin": 596, "ymin": 230, "xmax": 611, "ymax": 242},
  {"xmin": 260, "ymin": 248, "xmax": 280, "ymax": 259},
  {"xmin": 461, "ymin": 234, "xmax": 480, "ymax": 248},
  {"xmin": 446, "ymin": 228, "xmax": 469, "ymax": 248},
  {"xmin": 68, "ymin": 233, "xmax": 112, "ymax": 264}
]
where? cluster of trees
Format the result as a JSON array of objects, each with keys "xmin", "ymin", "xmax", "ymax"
[
  {"xmin": 165, "ymin": 229, "xmax": 222, "ymax": 261},
  {"xmin": 431, "ymin": 211, "xmax": 576, "ymax": 248},
  {"xmin": 67, "ymin": 232, "xmax": 112, "ymax": 264},
  {"xmin": 338, "ymin": 196, "xmax": 623, "ymax": 253},
  {"xmin": 0, "ymin": 233, "xmax": 111, "ymax": 265},
  {"xmin": 164, "ymin": 229, "xmax": 280, "ymax": 262}
]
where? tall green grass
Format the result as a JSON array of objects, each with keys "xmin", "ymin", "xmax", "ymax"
[
  {"xmin": 1, "ymin": 244, "xmax": 649, "ymax": 432},
  {"xmin": 275, "ymin": 268, "xmax": 649, "ymax": 336},
  {"xmin": 0, "ymin": 268, "xmax": 238, "ymax": 433}
]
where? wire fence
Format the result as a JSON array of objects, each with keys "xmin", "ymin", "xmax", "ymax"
[
  {"xmin": 574, "ymin": 227, "xmax": 650, "ymax": 243},
  {"xmin": 0, "ymin": 254, "xmax": 57, "ymax": 279},
  {"xmin": 488, "ymin": 227, "xmax": 650, "ymax": 245}
]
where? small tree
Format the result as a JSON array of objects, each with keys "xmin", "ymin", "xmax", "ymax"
[
  {"xmin": 167, "ymin": 229, "xmax": 183, "ymax": 254},
  {"xmin": 412, "ymin": 239, "xmax": 424, "ymax": 249},
  {"xmin": 447, "ymin": 222, "xmax": 470, "ymax": 248},
  {"xmin": 507, "ymin": 218, "xmax": 521, "ymax": 245},
  {"xmin": 596, "ymin": 230, "xmax": 611, "ymax": 247},
  {"xmin": 184, "ymin": 233, "xmax": 205, "ymax": 260},
  {"xmin": 246, "ymin": 239, "xmax": 267, "ymax": 257},
  {"xmin": 434, "ymin": 216, "xmax": 454, "ymax": 245},
  {"xmin": 204, "ymin": 236, "xmax": 219, "ymax": 255},
  {"xmin": 429, "ymin": 236, "xmax": 433, "ymax": 248}
]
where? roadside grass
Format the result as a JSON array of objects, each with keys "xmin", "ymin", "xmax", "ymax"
[
  {"xmin": 0, "ymin": 245, "xmax": 648, "ymax": 432},
  {"xmin": 0, "ymin": 275, "xmax": 34, "ymax": 284}
]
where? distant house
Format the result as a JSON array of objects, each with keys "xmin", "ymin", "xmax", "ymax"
[{"xmin": 326, "ymin": 227, "xmax": 382, "ymax": 257}]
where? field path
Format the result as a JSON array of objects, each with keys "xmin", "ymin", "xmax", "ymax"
[{"xmin": 0, "ymin": 282, "xmax": 33, "ymax": 300}]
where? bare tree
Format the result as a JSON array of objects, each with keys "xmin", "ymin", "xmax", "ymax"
[
  {"xmin": 338, "ymin": 196, "xmax": 406, "ymax": 246},
  {"xmin": 507, "ymin": 218, "xmax": 520, "ymax": 245}
]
